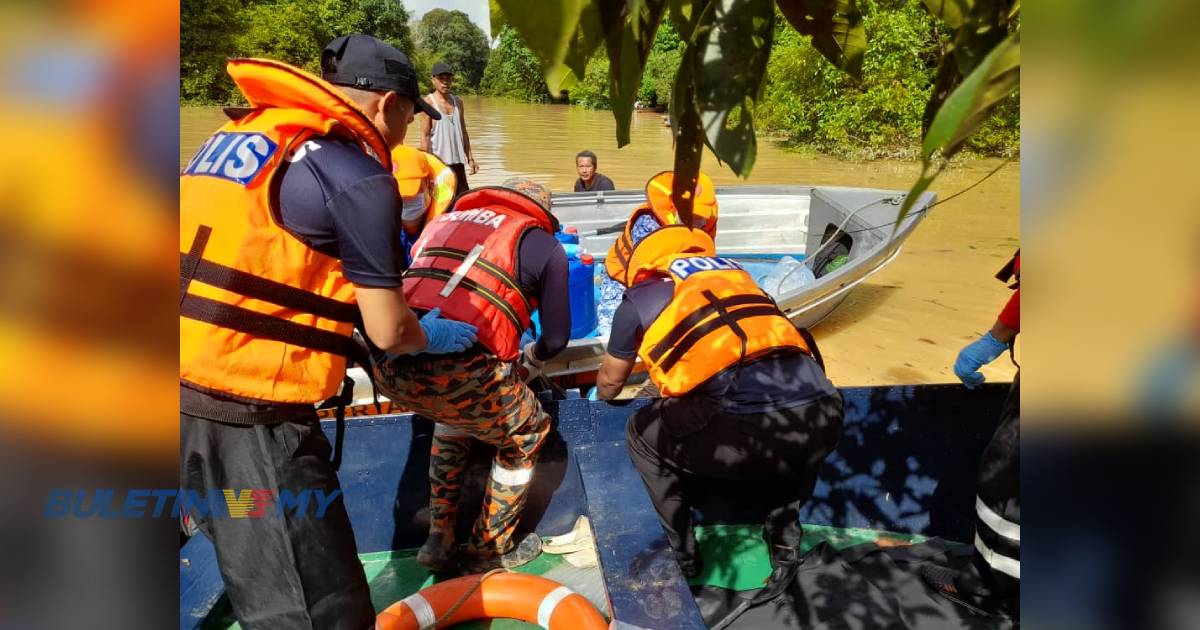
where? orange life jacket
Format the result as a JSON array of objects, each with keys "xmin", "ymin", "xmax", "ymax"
[
  {"xmin": 605, "ymin": 170, "xmax": 718, "ymax": 282},
  {"xmin": 629, "ymin": 226, "xmax": 810, "ymax": 397},
  {"xmin": 180, "ymin": 58, "xmax": 391, "ymax": 404},
  {"xmin": 392, "ymin": 145, "xmax": 457, "ymax": 229},
  {"xmin": 402, "ymin": 187, "xmax": 558, "ymax": 361}
]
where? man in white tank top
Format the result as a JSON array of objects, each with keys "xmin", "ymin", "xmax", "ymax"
[{"xmin": 420, "ymin": 62, "xmax": 475, "ymax": 195}]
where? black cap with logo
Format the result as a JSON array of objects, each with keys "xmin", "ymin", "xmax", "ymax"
[
  {"xmin": 431, "ymin": 62, "xmax": 455, "ymax": 77},
  {"xmin": 321, "ymin": 34, "xmax": 440, "ymax": 120}
]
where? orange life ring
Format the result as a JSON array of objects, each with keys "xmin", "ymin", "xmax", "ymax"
[{"xmin": 375, "ymin": 572, "xmax": 607, "ymax": 630}]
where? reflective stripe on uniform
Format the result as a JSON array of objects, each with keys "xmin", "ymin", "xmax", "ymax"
[
  {"xmin": 975, "ymin": 495, "xmax": 1020, "ymax": 542},
  {"xmin": 491, "ymin": 462, "xmax": 533, "ymax": 486},
  {"xmin": 440, "ymin": 244, "xmax": 487, "ymax": 297},
  {"xmin": 974, "ymin": 532, "xmax": 1020, "ymax": 579},
  {"xmin": 537, "ymin": 585, "xmax": 575, "ymax": 628},
  {"xmin": 401, "ymin": 592, "xmax": 437, "ymax": 630}
]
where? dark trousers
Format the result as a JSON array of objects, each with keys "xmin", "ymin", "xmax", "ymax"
[
  {"xmin": 974, "ymin": 374, "xmax": 1020, "ymax": 599},
  {"xmin": 180, "ymin": 412, "xmax": 374, "ymax": 630},
  {"xmin": 625, "ymin": 393, "xmax": 844, "ymax": 566},
  {"xmin": 449, "ymin": 162, "xmax": 470, "ymax": 195}
]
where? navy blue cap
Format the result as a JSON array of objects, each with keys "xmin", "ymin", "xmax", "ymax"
[{"xmin": 321, "ymin": 34, "xmax": 440, "ymax": 119}]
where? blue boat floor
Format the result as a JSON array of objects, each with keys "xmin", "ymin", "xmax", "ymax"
[{"xmin": 199, "ymin": 523, "xmax": 927, "ymax": 629}]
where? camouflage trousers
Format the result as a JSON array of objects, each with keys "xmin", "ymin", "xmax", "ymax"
[{"xmin": 374, "ymin": 351, "xmax": 550, "ymax": 559}]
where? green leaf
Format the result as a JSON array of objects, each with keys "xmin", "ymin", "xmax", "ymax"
[
  {"xmin": 692, "ymin": 0, "xmax": 774, "ymax": 176},
  {"xmin": 776, "ymin": 0, "xmax": 866, "ymax": 80},
  {"xmin": 670, "ymin": 60, "xmax": 705, "ymax": 226},
  {"xmin": 489, "ymin": 0, "xmax": 507, "ymax": 40},
  {"xmin": 920, "ymin": 0, "xmax": 969, "ymax": 29},
  {"xmin": 495, "ymin": 0, "xmax": 605, "ymax": 95},
  {"xmin": 602, "ymin": 0, "xmax": 670, "ymax": 146},
  {"xmin": 893, "ymin": 165, "xmax": 938, "ymax": 232},
  {"xmin": 922, "ymin": 49, "xmax": 961, "ymax": 135},
  {"xmin": 922, "ymin": 30, "xmax": 1019, "ymax": 160},
  {"xmin": 951, "ymin": 0, "xmax": 1011, "ymax": 77}
]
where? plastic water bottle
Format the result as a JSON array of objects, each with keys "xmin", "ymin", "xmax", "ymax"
[{"xmin": 760, "ymin": 256, "xmax": 816, "ymax": 300}]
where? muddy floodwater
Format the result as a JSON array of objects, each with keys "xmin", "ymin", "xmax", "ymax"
[{"xmin": 182, "ymin": 97, "xmax": 1019, "ymax": 387}]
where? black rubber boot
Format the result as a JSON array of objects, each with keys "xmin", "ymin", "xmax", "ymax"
[
  {"xmin": 416, "ymin": 532, "xmax": 459, "ymax": 574},
  {"xmin": 462, "ymin": 533, "xmax": 543, "ymax": 573}
]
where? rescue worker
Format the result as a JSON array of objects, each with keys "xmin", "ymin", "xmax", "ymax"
[
  {"xmin": 180, "ymin": 35, "xmax": 477, "ymax": 628},
  {"xmin": 927, "ymin": 251, "xmax": 1020, "ymax": 615},
  {"xmin": 593, "ymin": 227, "xmax": 844, "ymax": 577},
  {"xmin": 372, "ymin": 178, "xmax": 572, "ymax": 574},
  {"xmin": 597, "ymin": 170, "xmax": 719, "ymax": 335},
  {"xmin": 392, "ymin": 144, "xmax": 457, "ymax": 265}
]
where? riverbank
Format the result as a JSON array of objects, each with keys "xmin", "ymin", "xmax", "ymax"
[{"xmin": 181, "ymin": 98, "xmax": 1019, "ymax": 387}]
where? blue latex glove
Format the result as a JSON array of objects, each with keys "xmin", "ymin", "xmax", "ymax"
[
  {"xmin": 416, "ymin": 308, "xmax": 478, "ymax": 354},
  {"xmin": 953, "ymin": 331, "xmax": 1008, "ymax": 389},
  {"xmin": 586, "ymin": 386, "xmax": 599, "ymax": 401}
]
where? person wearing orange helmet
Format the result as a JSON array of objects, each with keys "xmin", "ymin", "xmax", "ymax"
[
  {"xmin": 593, "ymin": 227, "xmax": 842, "ymax": 580},
  {"xmin": 596, "ymin": 171, "xmax": 719, "ymax": 335}
]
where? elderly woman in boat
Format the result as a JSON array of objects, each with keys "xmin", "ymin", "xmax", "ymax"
[{"xmin": 592, "ymin": 226, "xmax": 844, "ymax": 578}]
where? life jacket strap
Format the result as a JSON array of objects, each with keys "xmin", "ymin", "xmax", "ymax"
[
  {"xmin": 180, "ymin": 225, "xmax": 212, "ymax": 306},
  {"xmin": 648, "ymin": 293, "xmax": 776, "ymax": 363},
  {"xmin": 414, "ymin": 246, "xmax": 533, "ymax": 315},
  {"xmin": 180, "ymin": 225, "xmax": 360, "ymax": 324},
  {"xmin": 656, "ymin": 304, "xmax": 782, "ymax": 374},
  {"xmin": 180, "ymin": 294, "xmax": 369, "ymax": 368},
  {"xmin": 404, "ymin": 267, "xmax": 525, "ymax": 335}
]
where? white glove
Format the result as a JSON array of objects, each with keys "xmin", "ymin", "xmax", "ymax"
[{"xmin": 520, "ymin": 342, "xmax": 545, "ymax": 383}]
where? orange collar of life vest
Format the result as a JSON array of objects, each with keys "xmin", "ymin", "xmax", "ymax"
[
  {"xmin": 227, "ymin": 57, "xmax": 392, "ymax": 171},
  {"xmin": 625, "ymin": 225, "xmax": 716, "ymax": 286}
]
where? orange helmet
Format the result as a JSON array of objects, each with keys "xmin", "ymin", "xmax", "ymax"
[{"xmin": 644, "ymin": 170, "xmax": 718, "ymax": 236}]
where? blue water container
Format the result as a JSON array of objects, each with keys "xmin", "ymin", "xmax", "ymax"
[
  {"xmin": 568, "ymin": 254, "xmax": 597, "ymax": 338},
  {"xmin": 555, "ymin": 226, "xmax": 580, "ymax": 245}
]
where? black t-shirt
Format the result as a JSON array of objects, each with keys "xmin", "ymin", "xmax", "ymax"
[
  {"xmin": 574, "ymin": 173, "xmax": 616, "ymax": 192},
  {"xmin": 607, "ymin": 278, "xmax": 836, "ymax": 412},
  {"xmin": 277, "ymin": 136, "xmax": 406, "ymax": 287},
  {"xmin": 516, "ymin": 229, "xmax": 571, "ymax": 361}
]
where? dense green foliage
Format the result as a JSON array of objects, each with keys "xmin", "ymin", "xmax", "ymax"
[
  {"xmin": 757, "ymin": 0, "xmax": 1017, "ymax": 158},
  {"xmin": 480, "ymin": 0, "xmax": 1017, "ymax": 158},
  {"xmin": 415, "ymin": 9, "xmax": 490, "ymax": 89},
  {"xmin": 479, "ymin": 25, "xmax": 550, "ymax": 103},
  {"xmin": 182, "ymin": 0, "xmax": 417, "ymax": 105},
  {"xmin": 181, "ymin": 0, "xmax": 1016, "ymax": 158}
]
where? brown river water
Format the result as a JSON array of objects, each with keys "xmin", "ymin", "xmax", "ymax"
[{"xmin": 181, "ymin": 96, "xmax": 1019, "ymax": 387}]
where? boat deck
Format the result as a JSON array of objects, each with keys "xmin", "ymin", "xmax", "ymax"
[{"xmin": 181, "ymin": 384, "xmax": 1008, "ymax": 629}]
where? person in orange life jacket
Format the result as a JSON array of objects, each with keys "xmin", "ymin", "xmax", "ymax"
[
  {"xmin": 596, "ymin": 170, "xmax": 719, "ymax": 335},
  {"xmin": 593, "ymin": 226, "xmax": 844, "ymax": 578},
  {"xmin": 392, "ymin": 145, "xmax": 457, "ymax": 265},
  {"xmin": 925, "ymin": 251, "xmax": 1020, "ymax": 616},
  {"xmin": 179, "ymin": 35, "xmax": 476, "ymax": 630},
  {"xmin": 371, "ymin": 178, "xmax": 572, "ymax": 574}
]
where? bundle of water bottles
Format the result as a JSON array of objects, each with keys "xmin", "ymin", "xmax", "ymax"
[{"xmin": 555, "ymin": 226, "xmax": 598, "ymax": 339}]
